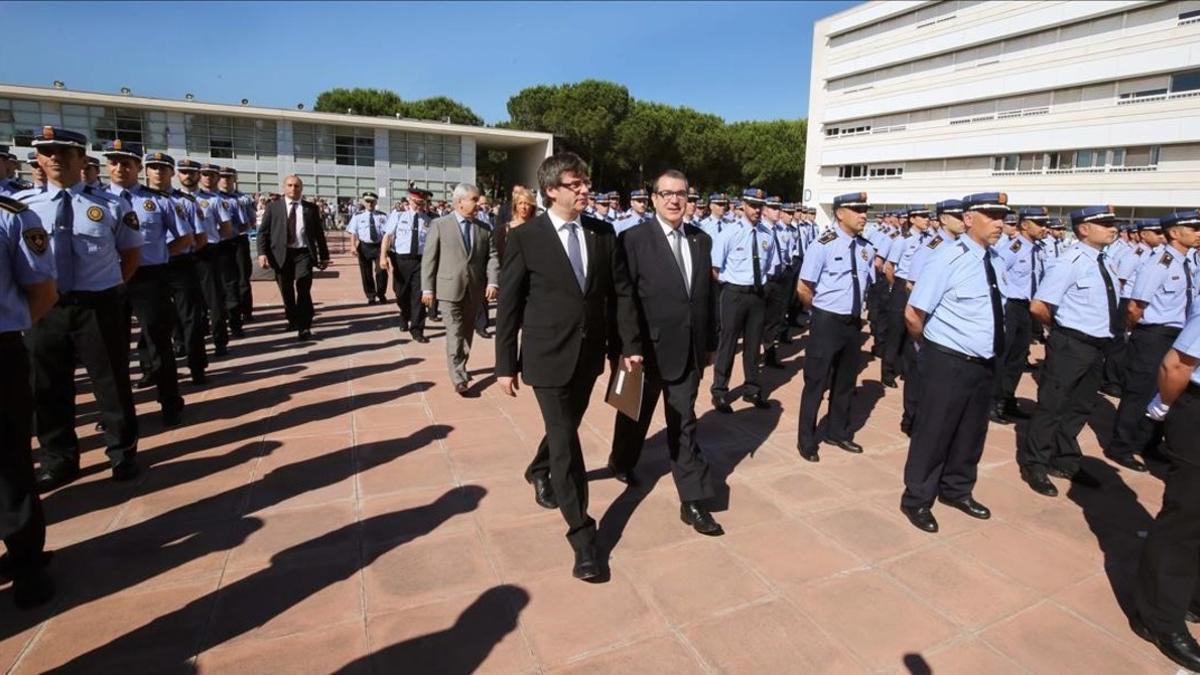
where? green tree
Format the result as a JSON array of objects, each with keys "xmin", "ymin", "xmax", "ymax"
[
  {"xmin": 724, "ymin": 119, "xmax": 807, "ymax": 199},
  {"xmin": 401, "ymin": 96, "xmax": 483, "ymax": 126},
  {"xmin": 313, "ymin": 87, "xmax": 482, "ymax": 126}
]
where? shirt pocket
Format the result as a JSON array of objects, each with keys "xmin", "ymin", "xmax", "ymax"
[{"xmin": 73, "ymin": 217, "xmax": 112, "ymax": 254}]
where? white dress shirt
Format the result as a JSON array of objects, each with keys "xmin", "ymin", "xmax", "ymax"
[
  {"xmin": 658, "ymin": 215, "xmax": 692, "ymax": 289},
  {"xmin": 285, "ymin": 197, "xmax": 307, "ymax": 249},
  {"xmin": 547, "ymin": 208, "xmax": 588, "ymax": 281}
]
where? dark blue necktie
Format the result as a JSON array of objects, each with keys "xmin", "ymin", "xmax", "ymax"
[
  {"xmin": 460, "ymin": 218, "xmax": 472, "ymax": 252},
  {"xmin": 850, "ymin": 239, "xmax": 861, "ymax": 317},
  {"xmin": 54, "ymin": 190, "xmax": 75, "ymax": 292},
  {"xmin": 567, "ymin": 223, "xmax": 585, "ymax": 290}
]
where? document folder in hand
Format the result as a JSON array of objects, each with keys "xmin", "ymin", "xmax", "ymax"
[{"xmin": 605, "ymin": 360, "xmax": 644, "ymax": 422}]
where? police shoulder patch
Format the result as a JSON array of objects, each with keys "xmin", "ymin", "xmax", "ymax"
[
  {"xmin": 817, "ymin": 230, "xmax": 837, "ymax": 245},
  {"xmin": 175, "ymin": 203, "xmax": 186, "ymax": 218},
  {"xmin": 0, "ymin": 195, "xmax": 28, "ymax": 214},
  {"xmin": 123, "ymin": 211, "xmax": 141, "ymax": 231},
  {"xmin": 22, "ymin": 227, "xmax": 49, "ymax": 255},
  {"xmin": 1160, "ymin": 251, "xmax": 1173, "ymax": 267},
  {"xmin": 1134, "ymin": 247, "xmax": 1144, "ymax": 256},
  {"xmin": 1010, "ymin": 239, "xmax": 1022, "ymax": 253},
  {"xmin": 927, "ymin": 235, "xmax": 943, "ymax": 249}
]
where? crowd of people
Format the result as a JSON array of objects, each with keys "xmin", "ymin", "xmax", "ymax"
[{"xmin": 1, "ymin": 132, "xmax": 1199, "ymax": 670}]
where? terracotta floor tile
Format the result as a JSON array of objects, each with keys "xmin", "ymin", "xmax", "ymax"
[
  {"xmin": 920, "ymin": 638, "xmax": 1026, "ymax": 674},
  {"xmin": 623, "ymin": 539, "xmax": 772, "ymax": 626},
  {"xmin": 196, "ymin": 620, "xmax": 370, "ymax": 674},
  {"xmin": 550, "ymin": 634, "xmax": 704, "ymax": 674},
  {"xmin": 362, "ymin": 530, "xmax": 499, "ymax": 616},
  {"xmin": 225, "ymin": 501, "xmax": 359, "ymax": 571},
  {"xmin": 981, "ymin": 602, "xmax": 1164, "ymax": 674},
  {"xmin": 483, "ymin": 515, "xmax": 575, "ymax": 581},
  {"xmin": 723, "ymin": 518, "xmax": 863, "ymax": 590},
  {"xmin": 956, "ymin": 522, "xmax": 1099, "ymax": 594},
  {"xmin": 809, "ymin": 504, "xmax": 934, "ymax": 563}
]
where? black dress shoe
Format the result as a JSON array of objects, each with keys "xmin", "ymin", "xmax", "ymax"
[
  {"xmin": 134, "ymin": 374, "xmax": 154, "ymax": 390},
  {"xmin": 1108, "ymin": 455, "xmax": 1148, "ymax": 473},
  {"xmin": 12, "ymin": 567, "xmax": 54, "ymax": 610},
  {"xmin": 900, "ymin": 505, "xmax": 939, "ymax": 533},
  {"xmin": 111, "ymin": 460, "xmax": 141, "ymax": 482},
  {"xmin": 411, "ymin": 331, "xmax": 430, "ymax": 344},
  {"xmin": 230, "ymin": 325, "xmax": 245, "ymax": 338},
  {"xmin": 741, "ymin": 393, "xmax": 770, "ymax": 409},
  {"xmin": 712, "ymin": 393, "xmax": 733, "ymax": 414},
  {"xmin": 367, "ymin": 297, "xmax": 377, "ymax": 305},
  {"xmin": 94, "ymin": 421, "xmax": 106, "ymax": 432},
  {"xmin": 681, "ymin": 502, "xmax": 724, "ymax": 536},
  {"xmin": 572, "ymin": 545, "xmax": 603, "ymax": 581},
  {"xmin": 297, "ymin": 329, "xmax": 313, "ymax": 341},
  {"xmin": 830, "ymin": 438, "xmax": 863, "ymax": 454},
  {"xmin": 1047, "ymin": 466, "xmax": 1102, "ymax": 488},
  {"xmin": 938, "ymin": 495, "xmax": 991, "ymax": 520},
  {"xmin": 762, "ymin": 349, "xmax": 784, "ymax": 369},
  {"xmin": 191, "ymin": 371, "xmax": 207, "ymax": 386},
  {"xmin": 35, "ymin": 464, "xmax": 80, "ymax": 493},
  {"xmin": 988, "ymin": 405, "xmax": 1014, "ymax": 425},
  {"xmin": 162, "ymin": 406, "xmax": 183, "ymax": 428},
  {"xmin": 1133, "ymin": 619, "xmax": 1200, "ymax": 671},
  {"xmin": 399, "ymin": 320, "xmax": 411, "ymax": 332},
  {"xmin": 998, "ymin": 403, "xmax": 1030, "ymax": 421},
  {"xmin": 286, "ymin": 321, "xmax": 297, "ymax": 331},
  {"xmin": 475, "ymin": 328, "xmax": 491, "ymax": 339},
  {"xmin": 797, "ymin": 445, "xmax": 820, "ymax": 463},
  {"xmin": 0, "ymin": 551, "xmax": 52, "ymax": 583},
  {"xmin": 214, "ymin": 345, "xmax": 229, "ymax": 357},
  {"xmin": 531, "ymin": 474, "xmax": 557, "ymax": 510},
  {"xmin": 881, "ymin": 375, "xmax": 898, "ymax": 389},
  {"xmin": 1020, "ymin": 467, "xmax": 1058, "ymax": 497},
  {"xmin": 607, "ymin": 464, "xmax": 639, "ymax": 488}
]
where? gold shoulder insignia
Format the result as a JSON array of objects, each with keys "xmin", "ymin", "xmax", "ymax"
[
  {"xmin": 143, "ymin": 199, "xmax": 157, "ymax": 212},
  {"xmin": 0, "ymin": 195, "xmax": 28, "ymax": 214},
  {"xmin": 817, "ymin": 230, "xmax": 837, "ymax": 245},
  {"xmin": 1010, "ymin": 239, "xmax": 1022, "ymax": 253},
  {"xmin": 123, "ymin": 211, "xmax": 141, "ymax": 231},
  {"xmin": 22, "ymin": 227, "xmax": 49, "ymax": 254},
  {"xmin": 1160, "ymin": 252, "xmax": 1173, "ymax": 267},
  {"xmin": 87, "ymin": 205, "xmax": 104, "ymax": 222},
  {"xmin": 927, "ymin": 235, "xmax": 943, "ymax": 249}
]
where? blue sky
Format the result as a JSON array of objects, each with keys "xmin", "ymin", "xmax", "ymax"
[{"xmin": 0, "ymin": 1, "xmax": 854, "ymax": 124}]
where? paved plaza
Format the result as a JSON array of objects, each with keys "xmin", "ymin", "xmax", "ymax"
[{"xmin": 0, "ymin": 236, "xmax": 1186, "ymax": 673}]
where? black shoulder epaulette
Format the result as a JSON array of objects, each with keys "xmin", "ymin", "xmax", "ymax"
[
  {"xmin": 173, "ymin": 189, "xmax": 197, "ymax": 202},
  {"xmin": 1009, "ymin": 239, "xmax": 1022, "ymax": 253},
  {"xmin": 817, "ymin": 230, "xmax": 837, "ymax": 245},
  {"xmin": 1134, "ymin": 247, "xmax": 1144, "ymax": 256},
  {"xmin": 927, "ymin": 235, "xmax": 943, "ymax": 250},
  {"xmin": 888, "ymin": 231, "xmax": 898, "ymax": 239},
  {"xmin": 1160, "ymin": 251, "xmax": 1173, "ymax": 267},
  {"xmin": 957, "ymin": 242, "xmax": 969, "ymax": 254},
  {"xmin": 0, "ymin": 195, "xmax": 28, "ymax": 214}
]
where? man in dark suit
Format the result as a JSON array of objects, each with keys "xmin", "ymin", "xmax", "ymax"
[
  {"xmin": 608, "ymin": 169, "xmax": 723, "ymax": 536},
  {"xmin": 495, "ymin": 153, "xmax": 639, "ymax": 581},
  {"xmin": 256, "ymin": 175, "xmax": 329, "ymax": 340}
]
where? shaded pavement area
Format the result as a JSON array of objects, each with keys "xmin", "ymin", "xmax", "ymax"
[{"xmin": 0, "ymin": 245, "xmax": 1183, "ymax": 673}]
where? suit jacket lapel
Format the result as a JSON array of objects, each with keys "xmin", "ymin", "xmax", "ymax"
[
  {"xmin": 652, "ymin": 223, "xmax": 690, "ymax": 299},
  {"xmin": 537, "ymin": 216, "xmax": 584, "ymax": 297},
  {"xmin": 582, "ymin": 224, "xmax": 598, "ymax": 295},
  {"xmin": 687, "ymin": 229, "xmax": 702, "ymax": 298}
]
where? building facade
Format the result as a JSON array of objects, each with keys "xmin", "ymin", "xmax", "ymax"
[
  {"xmin": 803, "ymin": 0, "xmax": 1200, "ymax": 223},
  {"xmin": 0, "ymin": 83, "xmax": 552, "ymax": 207}
]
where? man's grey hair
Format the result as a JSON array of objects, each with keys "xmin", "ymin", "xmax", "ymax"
[{"xmin": 452, "ymin": 182, "xmax": 481, "ymax": 205}]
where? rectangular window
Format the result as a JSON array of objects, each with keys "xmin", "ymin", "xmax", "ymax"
[
  {"xmin": 1076, "ymin": 149, "xmax": 1094, "ymax": 168},
  {"xmin": 1172, "ymin": 69, "xmax": 1200, "ymax": 93}
]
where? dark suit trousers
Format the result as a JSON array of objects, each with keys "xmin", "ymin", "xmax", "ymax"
[
  {"xmin": 235, "ymin": 234, "xmax": 254, "ymax": 319},
  {"xmin": 882, "ymin": 279, "xmax": 910, "ymax": 380},
  {"xmin": 167, "ymin": 254, "xmax": 208, "ymax": 375},
  {"xmin": 1020, "ymin": 329, "xmax": 1107, "ymax": 475},
  {"xmin": 388, "ymin": 253, "xmax": 426, "ymax": 332},
  {"xmin": 194, "ymin": 245, "xmax": 229, "ymax": 349},
  {"xmin": 1109, "ymin": 325, "xmax": 1178, "ymax": 460},
  {"xmin": 525, "ymin": 359, "xmax": 599, "ymax": 552},
  {"xmin": 798, "ymin": 308, "xmax": 863, "ymax": 453},
  {"xmin": 609, "ymin": 358, "xmax": 714, "ymax": 504},
  {"xmin": 867, "ymin": 273, "xmax": 891, "ymax": 352},
  {"xmin": 217, "ymin": 238, "xmax": 244, "ymax": 329},
  {"xmin": 356, "ymin": 242, "xmax": 387, "ymax": 301},
  {"xmin": 127, "ymin": 264, "xmax": 183, "ymax": 413},
  {"xmin": 0, "ymin": 335, "xmax": 46, "ymax": 577},
  {"xmin": 1102, "ymin": 298, "xmax": 1130, "ymax": 391},
  {"xmin": 1137, "ymin": 385, "xmax": 1200, "ymax": 633},
  {"xmin": 711, "ymin": 286, "xmax": 765, "ymax": 396},
  {"xmin": 901, "ymin": 344, "xmax": 993, "ymax": 508},
  {"xmin": 276, "ymin": 248, "xmax": 315, "ymax": 331},
  {"xmin": 994, "ymin": 299, "xmax": 1033, "ymax": 405}
]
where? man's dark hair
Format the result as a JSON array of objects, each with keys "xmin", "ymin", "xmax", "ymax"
[
  {"xmin": 537, "ymin": 152, "xmax": 589, "ymax": 202},
  {"xmin": 652, "ymin": 169, "xmax": 688, "ymax": 192}
]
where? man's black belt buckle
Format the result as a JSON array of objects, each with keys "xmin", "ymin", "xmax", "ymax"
[{"xmin": 925, "ymin": 339, "xmax": 994, "ymax": 367}]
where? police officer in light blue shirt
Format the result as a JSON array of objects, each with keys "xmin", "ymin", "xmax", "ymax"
[
  {"xmin": 908, "ymin": 200, "xmax": 964, "ymax": 284},
  {"xmin": 710, "ymin": 187, "xmax": 777, "ymax": 412},
  {"xmin": 156, "ymin": 157, "xmax": 208, "ymax": 384},
  {"xmin": 381, "ymin": 186, "xmax": 433, "ymax": 342},
  {"xmin": 762, "ymin": 195, "xmax": 794, "ymax": 366},
  {"xmin": 198, "ymin": 164, "xmax": 244, "ymax": 337},
  {"xmin": 176, "ymin": 158, "xmax": 231, "ymax": 355},
  {"xmin": 219, "ymin": 167, "xmax": 256, "ymax": 324},
  {"xmin": 990, "ymin": 205, "xmax": 1049, "ymax": 424},
  {"xmin": 699, "ymin": 192, "xmax": 730, "ymax": 238},
  {"xmin": 882, "ymin": 206, "xmax": 933, "ymax": 389},
  {"xmin": 0, "ymin": 146, "xmax": 33, "ymax": 196},
  {"xmin": 0, "ymin": 191, "xmax": 57, "ymax": 608},
  {"xmin": 19, "ymin": 126, "xmax": 144, "ymax": 491},
  {"xmin": 1108, "ymin": 210, "xmax": 1200, "ymax": 472},
  {"xmin": 348, "ymin": 191, "xmax": 389, "ymax": 305},
  {"xmin": 796, "ymin": 191, "xmax": 875, "ymax": 461},
  {"xmin": 898, "ymin": 191, "xmax": 1009, "ymax": 533},
  {"xmin": 1020, "ymin": 205, "xmax": 1122, "ymax": 496},
  {"xmin": 614, "ymin": 188, "xmax": 652, "ymax": 235}
]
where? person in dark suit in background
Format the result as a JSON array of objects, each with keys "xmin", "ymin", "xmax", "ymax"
[
  {"xmin": 256, "ymin": 175, "xmax": 329, "ymax": 341},
  {"xmin": 495, "ymin": 152, "xmax": 639, "ymax": 581},
  {"xmin": 608, "ymin": 169, "xmax": 723, "ymax": 536}
]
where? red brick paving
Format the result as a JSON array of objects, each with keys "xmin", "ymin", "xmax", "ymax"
[{"xmin": 0, "ymin": 241, "xmax": 1183, "ymax": 673}]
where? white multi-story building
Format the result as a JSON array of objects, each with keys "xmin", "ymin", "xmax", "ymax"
[
  {"xmin": 0, "ymin": 82, "xmax": 552, "ymax": 208},
  {"xmin": 803, "ymin": 0, "xmax": 1200, "ymax": 223}
]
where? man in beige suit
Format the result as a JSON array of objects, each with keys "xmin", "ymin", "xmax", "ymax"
[{"xmin": 422, "ymin": 183, "xmax": 500, "ymax": 396}]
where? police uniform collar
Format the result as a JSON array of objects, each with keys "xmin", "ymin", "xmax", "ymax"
[{"xmin": 955, "ymin": 233, "xmax": 988, "ymax": 259}]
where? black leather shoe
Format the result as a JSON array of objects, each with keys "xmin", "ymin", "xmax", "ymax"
[
  {"xmin": 1133, "ymin": 619, "xmax": 1200, "ymax": 672},
  {"xmin": 938, "ymin": 495, "xmax": 991, "ymax": 520},
  {"xmin": 681, "ymin": 502, "xmax": 724, "ymax": 536},
  {"xmin": 286, "ymin": 321, "xmax": 297, "ymax": 331},
  {"xmin": 111, "ymin": 460, "xmax": 141, "ymax": 482},
  {"xmin": 900, "ymin": 420, "xmax": 912, "ymax": 437},
  {"xmin": 1048, "ymin": 466, "xmax": 1102, "ymax": 488},
  {"xmin": 35, "ymin": 464, "xmax": 80, "ymax": 493},
  {"xmin": 988, "ymin": 405, "xmax": 1014, "ymax": 425},
  {"xmin": 881, "ymin": 375, "xmax": 898, "ymax": 389},
  {"xmin": 134, "ymin": 374, "xmax": 154, "ymax": 390},
  {"xmin": 411, "ymin": 331, "xmax": 430, "ymax": 344},
  {"xmin": 797, "ymin": 445, "xmax": 820, "ymax": 463},
  {"xmin": 230, "ymin": 325, "xmax": 245, "ymax": 338},
  {"xmin": 214, "ymin": 345, "xmax": 229, "ymax": 357},
  {"xmin": 1020, "ymin": 467, "xmax": 1058, "ymax": 497},
  {"xmin": 999, "ymin": 403, "xmax": 1031, "ymax": 421},
  {"xmin": 475, "ymin": 328, "xmax": 491, "ymax": 339},
  {"xmin": 0, "ymin": 551, "xmax": 52, "ymax": 583},
  {"xmin": 712, "ymin": 393, "xmax": 733, "ymax": 414},
  {"xmin": 900, "ymin": 505, "xmax": 939, "ymax": 533},
  {"xmin": 399, "ymin": 320, "xmax": 411, "ymax": 332},
  {"xmin": 367, "ymin": 297, "xmax": 377, "ymax": 305},
  {"xmin": 531, "ymin": 474, "xmax": 557, "ymax": 510},
  {"xmin": 572, "ymin": 545, "xmax": 603, "ymax": 581},
  {"xmin": 607, "ymin": 464, "xmax": 639, "ymax": 488},
  {"xmin": 12, "ymin": 567, "xmax": 54, "ymax": 610},
  {"xmin": 162, "ymin": 406, "xmax": 183, "ymax": 428},
  {"xmin": 297, "ymin": 329, "xmax": 313, "ymax": 341},
  {"xmin": 741, "ymin": 393, "xmax": 770, "ymax": 409},
  {"xmin": 191, "ymin": 371, "xmax": 207, "ymax": 386},
  {"xmin": 1108, "ymin": 455, "xmax": 1148, "ymax": 473},
  {"xmin": 830, "ymin": 439, "xmax": 863, "ymax": 454},
  {"xmin": 763, "ymin": 348, "xmax": 784, "ymax": 369}
]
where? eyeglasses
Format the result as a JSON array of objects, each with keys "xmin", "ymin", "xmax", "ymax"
[
  {"xmin": 654, "ymin": 190, "xmax": 688, "ymax": 200},
  {"xmin": 558, "ymin": 178, "xmax": 591, "ymax": 192}
]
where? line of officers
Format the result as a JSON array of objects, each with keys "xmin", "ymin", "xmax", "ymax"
[{"xmin": 0, "ymin": 125, "xmax": 268, "ymax": 609}]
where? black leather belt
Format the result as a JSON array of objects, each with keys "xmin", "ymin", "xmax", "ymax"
[
  {"xmin": 0, "ymin": 331, "xmax": 21, "ymax": 343},
  {"xmin": 1134, "ymin": 323, "xmax": 1183, "ymax": 339},
  {"xmin": 813, "ymin": 307, "xmax": 860, "ymax": 325},
  {"xmin": 925, "ymin": 339, "xmax": 994, "ymax": 367},
  {"xmin": 1007, "ymin": 298, "xmax": 1030, "ymax": 306},
  {"xmin": 392, "ymin": 253, "xmax": 421, "ymax": 260},
  {"xmin": 1055, "ymin": 325, "xmax": 1111, "ymax": 349},
  {"xmin": 57, "ymin": 286, "xmax": 123, "ymax": 306},
  {"xmin": 724, "ymin": 283, "xmax": 765, "ymax": 295}
]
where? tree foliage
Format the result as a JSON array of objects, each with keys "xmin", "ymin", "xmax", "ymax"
[{"xmin": 313, "ymin": 87, "xmax": 482, "ymax": 126}]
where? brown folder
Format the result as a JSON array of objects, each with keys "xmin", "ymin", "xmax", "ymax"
[{"xmin": 605, "ymin": 360, "xmax": 644, "ymax": 422}]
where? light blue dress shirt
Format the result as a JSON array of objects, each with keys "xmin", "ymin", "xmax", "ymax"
[
  {"xmin": 1034, "ymin": 242, "xmax": 1120, "ymax": 338},
  {"xmin": 890, "ymin": 228, "xmax": 933, "ymax": 281},
  {"xmin": 109, "ymin": 184, "xmax": 178, "ymax": 266},
  {"xmin": 384, "ymin": 210, "xmax": 429, "ymax": 255},
  {"xmin": 349, "ymin": 210, "xmax": 387, "ymax": 244},
  {"xmin": 1171, "ymin": 311, "xmax": 1200, "ymax": 387},
  {"xmin": 910, "ymin": 235, "xmax": 1007, "ymax": 359},
  {"xmin": 193, "ymin": 189, "xmax": 231, "ymax": 243},
  {"xmin": 907, "ymin": 229, "xmax": 956, "ymax": 284},
  {"xmin": 614, "ymin": 211, "xmax": 650, "ymax": 235},
  {"xmin": 799, "ymin": 225, "xmax": 874, "ymax": 315},
  {"xmin": 0, "ymin": 203, "xmax": 56, "ymax": 331},
  {"xmin": 995, "ymin": 234, "xmax": 1045, "ymax": 301},
  {"xmin": 713, "ymin": 217, "xmax": 778, "ymax": 285},
  {"xmin": 1131, "ymin": 246, "xmax": 1195, "ymax": 328}
]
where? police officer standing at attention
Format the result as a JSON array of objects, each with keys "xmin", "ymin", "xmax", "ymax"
[
  {"xmin": 699, "ymin": 193, "xmax": 729, "ymax": 238},
  {"xmin": 762, "ymin": 195, "xmax": 793, "ymax": 367},
  {"xmin": 380, "ymin": 186, "xmax": 432, "ymax": 343},
  {"xmin": 614, "ymin": 188, "xmax": 652, "ymax": 235},
  {"xmin": 348, "ymin": 192, "xmax": 388, "ymax": 305},
  {"xmin": 201, "ymin": 164, "xmax": 243, "ymax": 338},
  {"xmin": 219, "ymin": 168, "xmax": 255, "ymax": 323},
  {"xmin": 1134, "ymin": 308, "xmax": 1200, "ymax": 671},
  {"xmin": 882, "ymin": 206, "xmax": 932, "ymax": 389},
  {"xmin": 0, "ymin": 146, "xmax": 32, "ymax": 196},
  {"xmin": 710, "ymin": 188, "xmax": 777, "ymax": 413},
  {"xmin": 1108, "ymin": 211, "xmax": 1199, "ymax": 472},
  {"xmin": 796, "ymin": 192, "xmax": 874, "ymax": 461},
  {"xmin": 20, "ymin": 127, "xmax": 144, "ymax": 490},
  {"xmin": 0, "ymin": 190, "xmax": 57, "ymax": 608},
  {"xmin": 159, "ymin": 157, "xmax": 207, "ymax": 385},
  {"xmin": 1019, "ymin": 206, "xmax": 1122, "ymax": 496},
  {"xmin": 990, "ymin": 206, "xmax": 1049, "ymax": 424},
  {"xmin": 104, "ymin": 143, "xmax": 187, "ymax": 427},
  {"xmin": 179, "ymin": 160, "xmax": 231, "ymax": 354},
  {"xmin": 898, "ymin": 192, "xmax": 1008, "ymax": 533}
]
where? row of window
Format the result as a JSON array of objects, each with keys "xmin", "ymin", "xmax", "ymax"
[
  {"xmin": 832, "ymin": 145, "xmax": 1166, "ymax": 180},
  {"xmin": 837, "ymin": 165, "xmax": 903, "ymax": 179},
  {"xmin": 186, "ymin": 114, "xmax": 277, "ymax": 160},
  {"xmin": 828, "ymin": 0, "xmax": 986, "ymax": 48},
  {"xmin": 992, "ymin": 146, "xmax": 1160, "ymax": 172},
  {"xmin": 828, "ymin": 0, "xmax": 1200, "ymax": 92}
]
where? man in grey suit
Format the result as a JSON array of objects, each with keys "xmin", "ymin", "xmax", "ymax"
[{"xmin": 422, "ymin": 183, "xmax": 500, "ymax": 396}]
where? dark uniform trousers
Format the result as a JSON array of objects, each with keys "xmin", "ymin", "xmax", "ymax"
[
  {"xmin": 217, "ymin": 238, "xmax": 244, "ymax": 332},
  {"xmin": 524, "ymin": 357, "xmax": 600, "ymax": 552},
  {"xmin": 234, "ymin": 234, "xmax": 254, "ymax": 321},
  {"xmin": 194, "ymin": 244, "xmax": 229, "ymax": 349},
  {"xmin": 1136, "ymin": 384, "xmax": 1200, "ymax": 633},
  {"xmin": 356, "ymin": 241, "xmax": 387, "ymax": 302},
  {"xmin": 277, "ymin": 247, "xmax": 316, "ymax": 331},
  {"xmin": 711, "ymin": 284, "xmax": 766, "ymax": 397},
  {"xmin": 609, "ymin": 356, "xmax": 714, "ymax": 503},
  {"xmin": 798, "ymin": 308, "xmax": 863, "ymax": 453},
  {"xmin": 901, "ymin": 342, "xmax": 994, "ymax": 508},
  {"xmin": 764, "ymin": 267, "xmax": 793, "ymax": 346},
  {"xmin": 883, "ymin": 279, "xmax": 910, "ymax": 380},
  {"xmin": 899, "ymin": 336, "xmax": 920, "ymax": 429},
  {"xmin": 167, "ymin": 253, "xmax": 208, "ymax": 376},
  {"xmin": 1102, "ymin": 298, "xmax": 1131, "ymax": 393},
  {"xmin": 1108, "ymin": 324, "xmax": 1180, "ymax": 460},
  {"xmin": 127, "ymin": 264, "xmax": 183, "ymax": 413},
  {"xmin": 994, "ymin": 298, "xmax": 1033, "ymax": 405},
  {"xmin": 0, "ymin": 334, "xmax": 46, "ymax": 579},
  {"xmin": 867, "ymin": 271, "xmax": 890, "ymax": 353},
  {"xmin": 1020, "ymin": 327, "xmax": 1109, "ymax": 474},
  {"xmin": 26, "ymin": 288, "xmax": 139, "ymax": 470},
  {"xmin": 787, "ymin": 260, "xmax": 806, "ymax": 326},
  {"xmin": 387, "ymin": 253, "xmax": 426, "ymax": 332}
]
